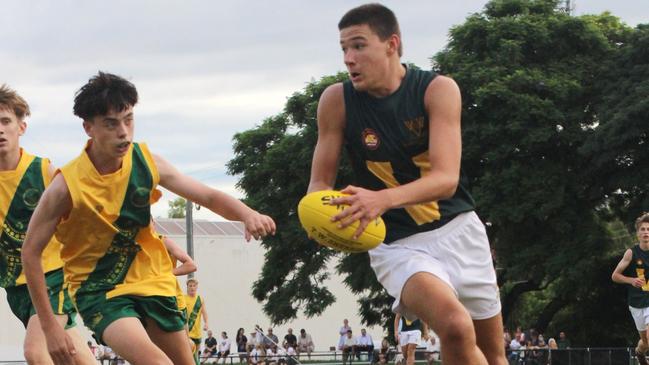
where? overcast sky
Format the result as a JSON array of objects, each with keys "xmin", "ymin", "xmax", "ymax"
[{"xmin": 1, "ymin": 1, "xmax": 646, "ymax": 219}]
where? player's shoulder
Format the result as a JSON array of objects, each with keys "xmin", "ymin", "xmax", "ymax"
[{"xmin": 320, "ymin": 82, "xmax": 345, "ymax": 103}]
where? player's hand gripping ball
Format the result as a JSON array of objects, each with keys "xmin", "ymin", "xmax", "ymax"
[{"xmin": 298, "ymin": 190, "xmax": 386, "ymax": 253}]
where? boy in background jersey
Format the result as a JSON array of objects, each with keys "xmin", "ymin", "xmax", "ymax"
[
  {"xmin": 185, "ymin": 278, "xmax": 209, "ymax": 364},
  {"xmin": 612, "ymin": 213, "xmax": 649, "ymax": 365},
  {"xmin": 0, "ymin": 84, "xmax": 96, "ymax": 365},
  {"xmin": 307, "ymin": 4, "xmax": 506, "ymax": 365},
  {"xmin": 394, "ymin": 313, "xmax": 427, "ymax": 365},
  {"xmin": 22, "ymin": 72, "xmax": 276, "ymax": 365}
]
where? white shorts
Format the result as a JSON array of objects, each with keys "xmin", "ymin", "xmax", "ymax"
[
  {"xmin": 369, "ymin": 211, "xmax": 501, "ymax": 320},
  {"xmin": 630, "ymin": 306, "xmax": 649, "ymax": 331},
  {"xmin": 399, "ymin": 330, "xmax": 421, "ymax": 347}
]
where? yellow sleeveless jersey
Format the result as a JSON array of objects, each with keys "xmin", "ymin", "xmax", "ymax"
[
  {"xmin": 0, "ymin": 149, "xmax": 63, "ymax": 287},
  {"xmin": 56, "ymin": 141, "xmax": 176, "ymax": 299},
  {"xmin": 185, "ymin": 293, "xmax": 203, "ymax": 339}
]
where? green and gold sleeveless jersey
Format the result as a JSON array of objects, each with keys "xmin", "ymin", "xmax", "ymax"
[
  {"xmin": 185, "ymin": 293, "xmax": 203, "ymax": 339},
  {"xmin": 343, "ymin": 66, "xmax": 475, "ymax": 243},
  {"xmin": 623, "ymin": 245, "xmax": 649, "ymax": 308},
  {"xmin": 0, "ymin": 149, "xmax": 64, "ymax": 288},
  {"xmin": 56, "ymin": 141, "xmax": 176, "ymax": 299},
  {"xmin": 400, "ymin": 317, "xmax": 422, "ymax": 332}
]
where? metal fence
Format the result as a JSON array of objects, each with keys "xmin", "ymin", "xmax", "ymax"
[{"xmin": 3, "ymin": 347, "xmax": 636, "ymax": 365}]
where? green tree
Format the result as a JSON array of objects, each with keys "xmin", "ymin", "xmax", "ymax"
[
  {"xmin": 582, "ymin": 23, "xmax": 649, "ymax": 228},
  {"xmin": 168, "ymin": 197, "xmax": 186, "ymax": 218},
  {"xmin": 433, "ymin": 0, "xmax": 634, "ymax": 344},
  {"xmin": 228, "ymin": 0, "xmax": 641, "ymax": 345}
]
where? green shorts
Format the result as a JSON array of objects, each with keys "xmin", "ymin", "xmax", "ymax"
[
  {"xmin": 74, "ymin": 293, "xmax": 185, "ymax": 344},
  {"xmin": 5, "ymin": 269, "xmax": 76, "ymax": 329}
]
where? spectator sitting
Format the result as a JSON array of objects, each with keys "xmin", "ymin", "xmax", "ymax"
[
  {"xmin": 249, "ymin": 344, "xmax": 265, "ymax": 365},
  {"xmin": 266, "ymin": 345, "xmax": 278, "ymax": 365},
  {"xmin": 236, "ymin": 328, "xmax": 248, "ymax": 363},
  {"xmin": 283, "ymin": 328, "xmax": 297, "ymax": 349},
  {"xmin": 342, "ymin": 330, "xmax": 356, "ymax": 365},
  {"xmin": 376, "ymin": 352, "xmax": 388, "ymax": 365},
  {"xmin": 285, "ymin": 344, "xmax": 297, "ymax": 365},
  {"xmin": 276, "ymin": 345, "xmax": 288, "ymax": 365},
  {"xmin": 217, "ymin": 331, "xmax": 232, "ymax": 364},
  {"xmin": 204, "ymin": 330, "xmax": 218, "ymax": 359},
  {"xmin": 379, "ymin": 337, "xmax": 395, "ymax": 361},
  {"xmin": 355, "ymin": 328, "xmax": 374, "ymax": 362},
  {"xmin": 425, "ymin": 335, "xmax": 440, "ymax": 365},
  {"xmin": 297, "ymin": 329, "xmax": 315, "ymax": 360},
  {"xmin": 263, "ymin": 328, "xmax": 280, "ymax": 350}
]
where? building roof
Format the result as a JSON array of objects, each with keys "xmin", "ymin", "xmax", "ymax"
[{"xmin": 154, "ymin": 218, "xmax": 245, "ymax": 237}]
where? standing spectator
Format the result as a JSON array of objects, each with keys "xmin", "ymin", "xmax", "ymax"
[
  {"xmin": 236, "ymin": 328, "xmax": 248, "ymax": 362},
  {"xmin": 342, "ymin": 330, "xmax": 356, "ymax": 365},
  {"xmin": 205, "ymin": 330, "xmax": 218, "ymax": 360},
  {"xmin": 338, "ymin": 319, "xmax": 352, "ymax": 350},
  {"xmin": 508, "ymin": 336, "xmax": 522, "ymax": 364},
  {"xmin": 249, "ymin": 344, "xmax": 265, "ymax": 365},
  {"xmin": 515, "ymin": 327, "xmax": 526, "ymax": 344},
  {"xmin": 355, "ymin": 328, "xmax": 374, "ymax": 362},
  {"xmin": 297, "ymin": 329, "xmax": 315, "ymax": 359},
  {"xmin": 217, "ymin": 331, "xmax": 232, "ymax": 364},
  {"xmin": 425, "ymin": 335, "xmax": 440, "ymax": 364},
  {"xmin": 557, "ymin": 332, "xmax": 571, "ymax": 349},
  {"xmin": 248, "ymin": 329, "xmax": 261, "ymax": 352},
  {"xmin": 262, "ymin": 328, "xmax": 280, "ymax": 350},
  {"xmin": 283, "ymin": 328, "xmax": 297, "ymax": 349}
]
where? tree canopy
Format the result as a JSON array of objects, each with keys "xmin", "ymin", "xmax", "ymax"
[{"xmin": 228, "ymin": 0, "xmax": 647, "ymax": 345}]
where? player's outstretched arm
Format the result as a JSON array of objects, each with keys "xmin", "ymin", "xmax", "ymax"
[
  {"xmin": 161, "ymin": 235, "xmax": 197, "ymax": 276},
  {"xmin": 307, "ymin": 83, "xmax": 346, "ymax": 194},
  {"xmin": 22, "ymin": 174, "xmax": 78, "ymax": 365},
  {"xmin": 612, "ymin": 248, "xmax": 643, "ymax": 287},
  {"xmin": 155, "ymin": 154, "xmax": 275, "ymax": 241}
]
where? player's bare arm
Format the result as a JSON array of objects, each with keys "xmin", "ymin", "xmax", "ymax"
[
  {"xmin": 201, "ymin": 299, "xmax": 209, "ymax": 331},
  {"xmin": 613, "ymin": 248, "xmax": 644, "ymax": 287},
  {"xmin": 332, "ymin": 75, "xmax": 462, "ymax": 237},
  {"xmin": 22, "ymin": 174, "xmax": 78, "ymax": 365},
  {"xmin": 154, "ymin": 154, "xmax": 275, "ymax": 241},
  {"xmin": 394, "ymin": 313, "xmax": 401, "ymax": 344},
  {"xmin": 162, "ymin": 235, "xmax": 197, "ymax": 276},
  {"xmin": 307, "ymin": 82, "xmax": 346, "ymax": 193}
]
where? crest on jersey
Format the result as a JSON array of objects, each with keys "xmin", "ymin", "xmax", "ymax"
[
  {"xmin": 362, "ymin": 128, "xmax": 380, "ymax": 150},
  {"xmin": 404, "ymin": 116, "xmax": 425, "ymax": 138}
]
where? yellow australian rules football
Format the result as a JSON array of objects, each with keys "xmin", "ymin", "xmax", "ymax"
[{"xmin": 298, "ymin": 190, "xmax": 386, "ymax": 253}]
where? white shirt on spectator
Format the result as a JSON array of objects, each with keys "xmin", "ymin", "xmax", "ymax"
[
  {"xmin": 356, "ymin": 334, "xmax": 373, "ymax": 346},
  {"xmin": 250, "ymin": 348, "xmax": 262, "ymax": 364},
  {"xmin": 286, "ymin": 346, "xmax": 297, "ymax": 356},
  {"xmin": 343, "ymin": 336, "xmax": 356, "ymax": 348},
  {"xmin": 219, "ymin": 338, "xmax": 232, "ymax": 353}
]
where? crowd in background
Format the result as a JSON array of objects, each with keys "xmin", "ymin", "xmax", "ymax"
[{"xmin": 504, "ymin": 327, "xmax": 572, "ymax": 365}]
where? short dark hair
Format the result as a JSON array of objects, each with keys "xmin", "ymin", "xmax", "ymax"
[
  {"xmin": 338, "ymin": 3, "xmax": 402, "ymax": 56},
  {"xmin": 74, "ymin": 71, "xmax": 138, "ymax": 121}
]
